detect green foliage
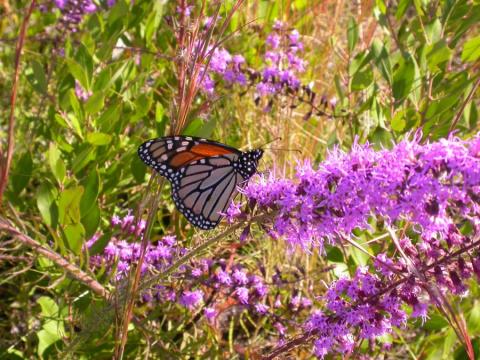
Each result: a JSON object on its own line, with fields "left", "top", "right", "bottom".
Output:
{"left": 1, "top": 0, "right": 479, "bottom": 359}
{"left": 339, "top": 0, "right": 480, "bottom": 143}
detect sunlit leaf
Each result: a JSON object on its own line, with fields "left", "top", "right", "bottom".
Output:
{"left": 461, "top": 35, "right": 480, "bottom": 62}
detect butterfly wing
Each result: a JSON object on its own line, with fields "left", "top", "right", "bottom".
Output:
{"left": 138, "top": 136, "right": 241, "bottom": 179}
{"left": 171, "top": 154, "right": 247, "bottom": 229}
{"left": 138, "top": 136, "right": 246, "bottom": 229}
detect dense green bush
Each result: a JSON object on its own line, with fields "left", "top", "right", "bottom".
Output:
{"left": 1, "top": 0, "right": 479, "bottom": 358}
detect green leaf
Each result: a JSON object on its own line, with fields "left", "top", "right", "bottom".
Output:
{"left": 86, "top": 132, "right": 112, "bottom": 145}
{"left": 81, "top": 203, "right": 100, "bottom": 239}
{"left": 347, "top": 18, "right": 359, "bottom": 53}
{"left": 182, "top": 117, "right": 216, "bottom": 138}
{"left": 348, "top": 50, "right": 371, "bottom": 77}
{"left": 332, "top": 263, "right": 349, "bottom": 278}
{"left": 468, "top": 301, "right": 480, "bottom": 333}
{"left": 54, "top": 113, "right": 69, "bottom": 129}
{"left": 72, "top": 146, "right": 95, "bottom": 174}
{"left": 26, "top": 60, "right": 48, "bottom": 94}
{"left": 391, "top": 110, "right": 406, "bottom": 132}
{"left": 68, "top": 89, "right": 85, "bottom": 130}
{"left": 375, "top": 0, "right": 387, "bottom": 14}
{"left": 93, "top": 66, "right": 112, "bottom": 92}
{"left": 131, "top": 155, "right": 146, "bottom": 183}
{"left": 144, "top": 1, "right": 163, "bottom": 46}
{"left": 64, "top": 223, "right": 85, "bottom": 254}
{"left": 461, "top": 35, "right": 480, "bottom": 63}
{"left": 424, "top": 313, "right": 448, "bottom": 330}
{"left": 351, "top": 67, "right": 373, "bottom": 91}
{"left": 412, "top": 0, "right": 424, "bottom": 15}
{"left": 48, "top": 143, "right": 66, "bottom": 184}
{"left": 468, "top": 102, "right": 478, "bottom": 129}
{"left": 37, "top": 297, "right": 64, "bottom": 356}
{"left": 132, "top": 93, "right": 153, "bottom": 121}
{"left": 350, "top": 247, "right": 370, "bottom": 267}
{"left": 36, "top": 183, "right": 58, "bottom": 228}
{"left": 58, "top": 186, "right": 84, "bottom": 226}
{"left": 424, "top": 18, "right": 442, "bottom": 43}
{"left": 442, "top": 329, "right": 456, "bottom": 358}
{"left": 334, "top": 74, "right": 345, "bottom": 101}
{"left": 371, "top": 39, "right": 392, "bottom": 85}
{"left": 80, "top": 169, "right": 99, "bottom": 215}
{"left": 155, "top": 102, "right": 167, "bottom": 137}
{"left": 426, "top": 39, "right": 452, "bottom": 72}
{"left": 392, "top": 54, "right": 415, "bottom": 104}
{"left": 89, "top": 232, "right": 111, "bottom": 255}
{"left": 98, "top": 103, "right": 122, "bottom": 132}
{"left": 84, "top": 92, "right": 105, "bottom": 114}
{"left": 326, "top": 246, "right": 344, "bottom": 262}
{"left": 38, "top": 296, "right": 60, "bottom": 318}
{"left": 395, "top": 0, "right": 411, "bottom": 19}
{"left": 75, "top": 42, "right": 94, "bottom": 87}
{"left": 370, "top": 126, "right": 392, "bottom": 146}
{"left": 66, "top": 59, "right": 89, "bottom": 90}
{"left": 11, "top": 151, "right": 33, "bottom": 194}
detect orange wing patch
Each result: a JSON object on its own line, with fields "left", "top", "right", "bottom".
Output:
{"left": 170, "top": 152, "right": 203, "bottom": 167}
{"left": 191, "top": 144, "right": 236, "bottom": 157}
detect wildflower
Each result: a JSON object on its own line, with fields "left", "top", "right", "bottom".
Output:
{"left": 235, "top": 287, "right": 249, "bottom": 304}
{"left": 231, "top": 134, "right": 480, "bottom": 251}
{"left": 254, "top": 303, "right": 269, "bottom": 314}
{"left": 75, "top": 81, "right": 91, "bottom": 101}
{"left": 204, "top": 307, "right": 217, "bottom": 323}
{"left": 52, "top": 0, "right": 100, "bottom": 33}
{"left": 232, "top": 269, "right": 249, "bottom": 285}
{"left": 179, "top": 290, "right": 204, "bottom": 310}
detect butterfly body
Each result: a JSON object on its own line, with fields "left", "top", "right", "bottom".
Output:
{"left": 138, "top": 136, "right": 263, "bottom": 229}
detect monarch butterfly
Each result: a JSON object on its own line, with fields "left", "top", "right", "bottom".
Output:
{"left": 138, "top": 136, "right": 263, "bottom": 230}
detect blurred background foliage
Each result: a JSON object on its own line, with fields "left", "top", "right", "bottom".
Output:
{"left": 0, "top": 0, "right": 479, "bottom": 358}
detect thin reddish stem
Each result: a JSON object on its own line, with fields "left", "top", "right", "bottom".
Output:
{"left": 0, "top": 0, "right": 36, "bottom": 205}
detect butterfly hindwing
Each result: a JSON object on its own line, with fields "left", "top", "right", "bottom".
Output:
{"left": 170, "top": 154, "right": 244, "bottom": 229}
{"left": 138, "top": 136, "right": 263, "bottom": 229}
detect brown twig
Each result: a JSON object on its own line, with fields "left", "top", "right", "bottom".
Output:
{"left": 0, "top": 0, "right": 36, "bottom": 205}
{"left": 0, "top": 219, "right": 108, "bottom": 299}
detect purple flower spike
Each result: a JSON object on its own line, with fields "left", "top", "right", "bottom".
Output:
{"left": 180, "top": 290, "right": 204, "bottom": 310}
{"left": 204, "top": 307, "right": 217, "bottom": 323}
{"left": 232, "top": 269, "right": 249, "bottom": 285}
{"left": 235, "top": 287, "right": 249, "bottom": 304}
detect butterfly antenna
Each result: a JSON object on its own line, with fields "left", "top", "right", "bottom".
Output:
{"left": 257, "top": 137, "right": 282, "bottom": 149}
{"left": 264, "top": 147, "right": 302, "bottom": 154}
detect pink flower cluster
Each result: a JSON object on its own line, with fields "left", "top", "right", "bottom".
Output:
{"left": 228, "top": 134, "right": 480, "bottom": 358}
{"left": 233, "top": 134, "right": 480, "bottom": 251}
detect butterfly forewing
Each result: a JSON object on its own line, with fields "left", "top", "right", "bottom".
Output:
{"left": 138, "top": 136, "right": 263, "bottom": 230}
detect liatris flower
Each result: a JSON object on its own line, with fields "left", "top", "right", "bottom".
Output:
{"left": 179, "top": 290, "right": 204, "bottom": 309}
{"left": 89, "top": 212, "right": 308, "bottom": 319}
{"left": 52, "top": 0, "right": 97, "bottom": 33}
{"left": 231, "top": 134, "right": 480, "bottom": 252}
{"left": 303, "top": 267, "right": 409, "bottom": 358}
{"left": 88, "top": 211, "right": 182, "bottom": 280}
{"left": 50, "top": 0, "right": 118, "bottom": 34}
{"left": 199, "top": 47, "right": 247, "bottom": 95}
{"left": 195, "top": 19, "right": 335, "bottom": 119}
{"left": 247, "top": 134, "right": 480, "bottom": 358}
{"left": 256, "top": 20, "right": 305, "bottom": 99}
{"left": 75, "top": 81, "right": 92, "bottom": 101}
